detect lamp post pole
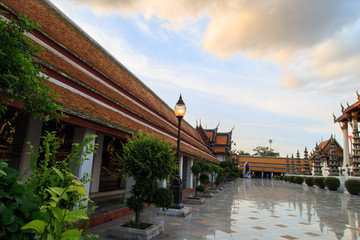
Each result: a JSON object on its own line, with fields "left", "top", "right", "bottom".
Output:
{"left": 172, "top": 95, "right": 186, "bottom": 209}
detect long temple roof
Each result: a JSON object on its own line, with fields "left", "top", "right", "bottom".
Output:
{"left": 1, "top": 0, "right": 219, "bottom": 163}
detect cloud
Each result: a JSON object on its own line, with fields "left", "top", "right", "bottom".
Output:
{"left": 67, "top": 0, "right": 360, "bottom": 57}
{"left": 64, "top": 0, "right": 360, "bottom": 96}
{"left": 281, "top": 26, "right": 360, "bottom": 94}
{"left": 67, "top": 0, "right": 210, "bottom": 30}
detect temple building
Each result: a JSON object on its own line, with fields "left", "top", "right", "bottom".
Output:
{"left": 232, "top": 148, "right": 314, "bottom": 178}
{"left": 0, "top": 0, "right": 220, "bottom": 223}
{"left": 195, "top": 123, "right": 233, "bottom": 162}
{"left": 309, "top": 136, "right": 343, "bottom": 175}
{"left": 334, "top": 92, "right": 360, "bottom": 176}
{"left": 234, "top": 155, "right": 288, "bottom": 178}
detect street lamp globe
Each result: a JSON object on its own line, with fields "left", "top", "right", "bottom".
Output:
{"left": 174, "top": 95, "right": 186, "bottom": 117}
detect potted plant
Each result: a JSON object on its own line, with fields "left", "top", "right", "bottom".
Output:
{"left": 207, "top": 164, "right": 220, "bottom": 193}
{"left": 107, "top": 132, "right": 175, "bottom": 239}
{"left": 182, "top": 163, "right": 205, "bottom": 205}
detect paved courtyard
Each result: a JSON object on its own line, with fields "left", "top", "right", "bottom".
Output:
{"left": 88, "top": 178, "right": 360, "bottom": 239}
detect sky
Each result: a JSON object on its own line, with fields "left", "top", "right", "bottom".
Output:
{"left": 48, "top": 0, "right": 360, "bottom": 157}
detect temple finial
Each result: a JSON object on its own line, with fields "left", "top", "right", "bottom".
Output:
{"left": 357, "top": 90, "right": 360, "bottom": 100}
{"left": 347, "top": 102, "right": 350, "bottom": 107}
{"left": 333, "top": 113, "right": 336, "bottom": 122}
{"left": 341, "top": 103, "right": 344, "bottom": 112}
{"left": 230, "top": 125, "right": 235, "bottom": 132}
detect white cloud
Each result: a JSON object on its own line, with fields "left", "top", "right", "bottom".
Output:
{"left": 63, "top": 0, "right": 360, "bottom": 96}
{"left": 281, "top": 25, "right": 360, "bottom": 94}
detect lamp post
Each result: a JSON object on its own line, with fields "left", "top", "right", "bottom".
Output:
{"left": 172, "top": 94, "right": 186, "bottom": 209}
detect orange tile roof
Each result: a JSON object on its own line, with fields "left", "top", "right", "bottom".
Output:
{"left": 215, "top": 135, "right": 228, "bottom": 145}
{"left": 1, "top": 0, "right": 219, "bottom": 163}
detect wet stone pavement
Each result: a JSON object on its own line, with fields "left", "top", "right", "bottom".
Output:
{"left": 87, "top": 178, "right": 360, "bottom": 239}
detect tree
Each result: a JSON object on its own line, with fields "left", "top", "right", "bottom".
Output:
{"left": 191, "top": 163, "right": 201, "bottom": 197}
{"left": 252, "top": 146, "right": 280, "bottom": 157}
{"left": 238, "top": 150, "right": 250, "bottom": 155}
{"left": 198, "top": 163, "right": 210, "bottom": 192}
{"left": 220, "top": 160, "right": 234, "bottom": 169}
{"left": 0, "top": 11, "right": 64, "bottom": 120}
{"left": 209, "top": 164, "right": 218, "bottom": 189}
{"left": 215, "top": 166, "right": 224, "bottom": 186}
{"left": 121, "top": 132, "right": 176, "bottom": 227}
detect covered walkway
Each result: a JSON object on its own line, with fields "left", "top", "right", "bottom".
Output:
{"left": 88, "top": 178, "right": 360, "bottom": 239}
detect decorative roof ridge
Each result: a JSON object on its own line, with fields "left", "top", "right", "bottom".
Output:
{"left": 334, "top": 91, "right": 360, "bottom": 122}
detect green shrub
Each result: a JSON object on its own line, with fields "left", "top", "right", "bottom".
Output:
{"left": 121, "top": 132, "right": 176, "bottom": 227}
{"left": 196, "top": 185, "right": 205, "bottom": 192}
{"left": 209, "top": 165, "right": 218, "bottom": 189}
{"left": 345, "top": 179, "right": 360, "bottom": 195}
{"left": 215, "top": 173, "right": 223, "bottom": 186}
{"left": 230, "top": 171, "right": 239, "bottom": 179}
{"left": 215, "top": 167, "right": 224, "bottom": 186}
{"left": 220, "top": 160, "right": 233, "bottom": 170}
{"left": 279, "top": 176, "right": 283, "bottom": 180}
{"left": 200, "top": 173, "right": 210, "bottom": 186}
{"left": 294, "top": 176, "right": 304, "bottom": 184}
{"left": 284, "top": 176, "right": 288, "bottom": 182}
{"left": 0, "top": 161, "right": 40, "bottom": 239}
{"left": 27, "top": 132, "right": 96, "bottom": 209}
{"left": 324, "top": 177, "right": 340, "bottom": 191}
{"left": 288, "top": 176, "right": 295, "bottom": 183}
{"left": 22, "top": 132, "right": 98, "bottom": 239}
{"left": 224, "top": 167, "right": 232, "bottom": 174}
{"left": 191, "top": 164, "right": 202, "bottom": 197}
{"left": 305, "top": 177, "right": 314, "bottom": 186}
{"left": 314, "top": 177, "right": 325, "bottom": 189}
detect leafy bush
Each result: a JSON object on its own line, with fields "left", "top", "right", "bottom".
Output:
{"left": 191, "top": 164, "right": 202, "bottom": 197}
{"left": 345, "top": 179, "right": 360, "bottom": 195}
{"left": 220, "top": 160, "right": 233, "bottom": 170}
{"left": 324, "top": 177, "right": 340, "bottom": 191}
{"left": 199, "top": 173, "right": 210, "bottom": 186}
{"left": 288, "top": 176, "right": 295, "bottom": 183}
{"left": 22, "top": 132, "right": 98, "bottom": 239}
{"left": 196, "top": 185, "right": 205, "bottom": 192}
{"left": 0, "top": 161, "right": 40, "bottom": 239}
{"left": 27, "top": 132, "right": 97, "bottom": 209}
{"left": 314, "top": 177, "right": 325, "bottom": 189}
{"left": 279, "top": 176, "right": 283, "bottom": 180}
{"left": 283, "top": 176, "right": 288, "bottom": 182}
{"left": 121, "top": 132, "right": 176, "bottom": 227}
{"left": 224, "top": 167, "right": 232, "bottom": 174}
{"left": 215, "top": 167, "right": 224, "bottom": 186}
{"left": 22, "top": 169, "right": 95, "bottom": 239}
{"left": 294, "top": 176, "right": 304, "bottom": 184}
{"left": 305, "top": 177, "right": 314, "bottom": 186}
{"left": 209, "top": 165, "right": 218, "bottom": 189}
{"left": 230, "top": 170, "right": 239, "bottom": 179}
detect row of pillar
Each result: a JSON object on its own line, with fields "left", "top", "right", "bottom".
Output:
{"left": 12, "top": 116, "right": 196, "bottom": 202}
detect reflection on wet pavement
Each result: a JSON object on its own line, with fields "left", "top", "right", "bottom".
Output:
{"left": 89, "top": 178, "right": 360, "bottom": 240}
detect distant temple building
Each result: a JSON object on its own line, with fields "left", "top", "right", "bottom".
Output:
{"left": 309, "top": 136, "right": 343, "bottom": 172}
{"left": 196, "top": 123, "right": 233, "bottom": 162}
